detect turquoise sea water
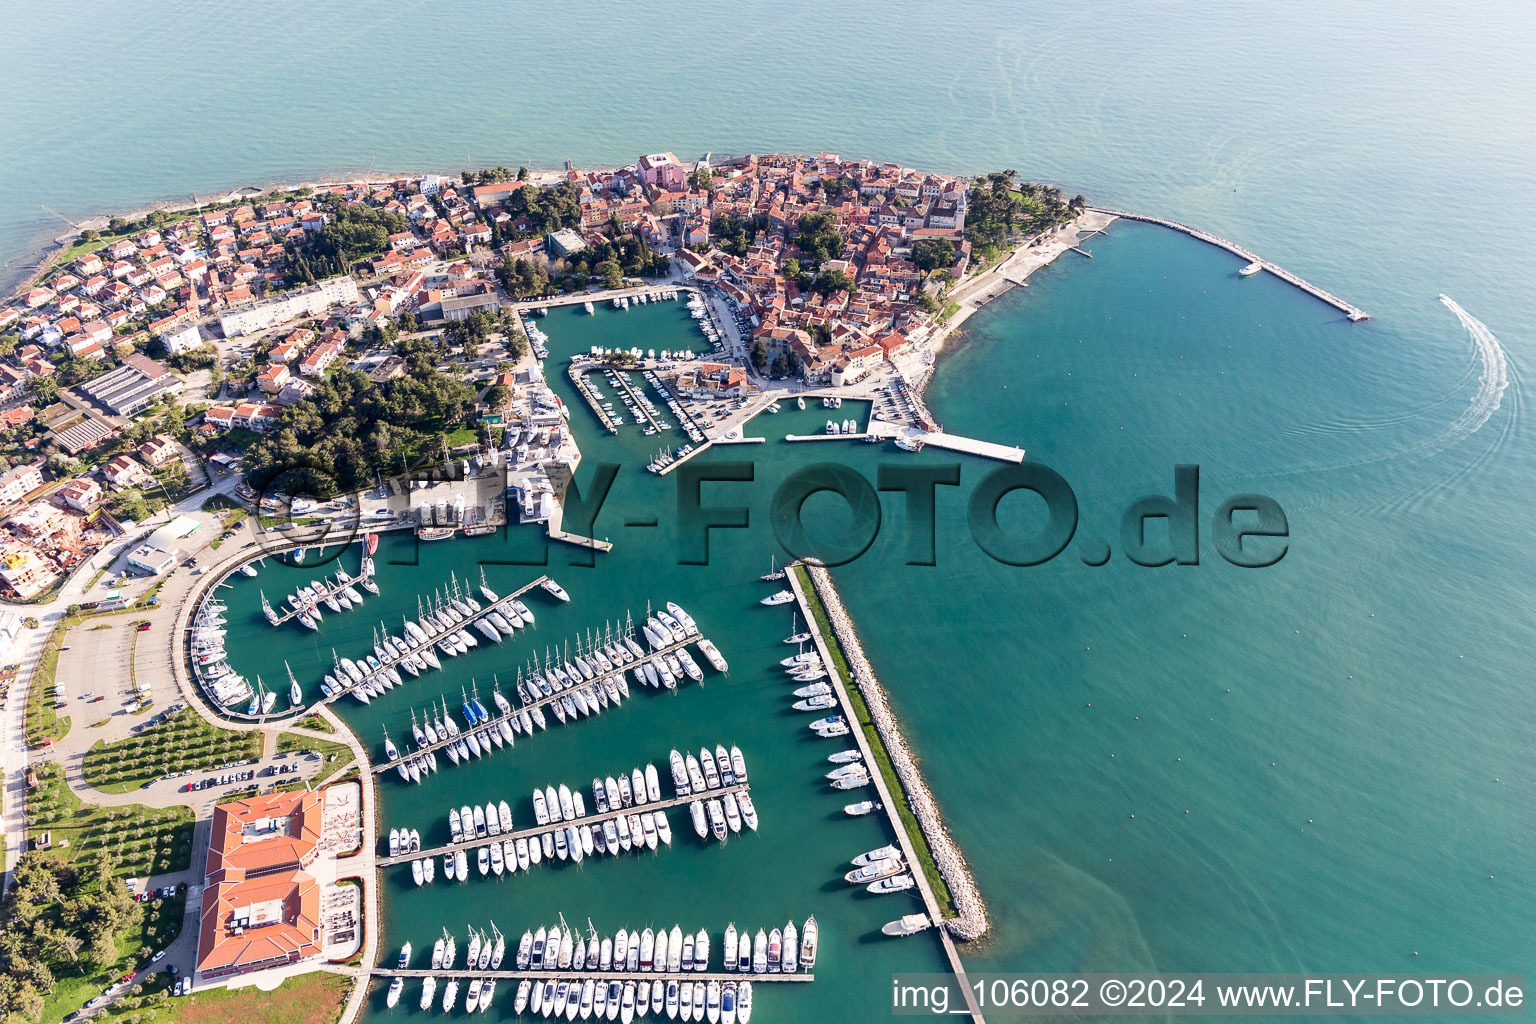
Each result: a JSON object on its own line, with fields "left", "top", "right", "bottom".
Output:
{"left": 9, "top": 0, "right": 1535, "bottom": 1015}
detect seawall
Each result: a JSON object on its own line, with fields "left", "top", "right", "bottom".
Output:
{"left": 798, "top": 564, "right": 989, "bottom": 941}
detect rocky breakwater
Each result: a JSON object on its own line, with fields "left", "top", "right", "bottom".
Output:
{"left": 804, "top": 564, "right": 989, "bottom": 940}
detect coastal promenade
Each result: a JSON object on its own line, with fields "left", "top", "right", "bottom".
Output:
{"left": 1087, "top": 206, "right": 1372, "bottom": 320}
{"left": 785, "top": 568, "right": 986, "bottom": 1024}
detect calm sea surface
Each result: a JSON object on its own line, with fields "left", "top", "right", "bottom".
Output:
{"left": 9, "top": 0, "right": 1535, "bottom": 1016}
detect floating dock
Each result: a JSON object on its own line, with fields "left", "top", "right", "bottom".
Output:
{"left": 1089, "top": 207, "right": 1371, "bottom": 321}
{"left": 377, "top": 782, "right": 752, "bottom": 867}
{"left": 263, "top": 567, "right": 377, "bottom": 628}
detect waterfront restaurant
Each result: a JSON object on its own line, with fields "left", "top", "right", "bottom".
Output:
{"left": 195, "top": 791, "right": 323, "bottom": 980}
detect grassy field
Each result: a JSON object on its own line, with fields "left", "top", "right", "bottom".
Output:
{"left": 24, "top": 619, "right": 71, "bottom": 747}
{"left": 793, "top": 566, "right": 958, "bottom": 917}
{"left": 35, "top": 878, "right": 188, "bottom": 1024}
{"left": 277, "top": 732, "right": 355, "bottom": 784}
{"left": 93, "top": 969, "right": 353, "bottom": 1024}
{"left": 24, "top": 761, "right": 195, "bottom": 878}
{"left": 83, "top": 709, "right": 261, "bottom": 792}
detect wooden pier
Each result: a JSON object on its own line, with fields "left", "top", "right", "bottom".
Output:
{"left": 371, "top": 629, "right": 720, "bottom": 774}
{"left": 378, "top": 782, "right": 751, "bottom": 867}
{"left": 1089, "top": 207, "right": 1371, "bottom": 321}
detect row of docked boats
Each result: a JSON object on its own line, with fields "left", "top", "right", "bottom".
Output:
{"left": 822, "top": 748, "right": 881, "bottom": 816}
{"left": 260, "top": 554, "right": 379, "bottom": 632}
{"left": 452, "top": 974, "right": 752, "bottom": 1022}
{"left": 668, "top": 746, "right": 758, "bottom": 842}
{"left": 642, "top": 368, "right": 706, "bottom": 445}
{"left": 823, "top": 418, "right": 860, "bottom": 435}
{"left": 844, "top": 844, "right": 916, "bottom": 895}
{"left": 389, "top": 681, "right": 528, "bottom": 785}
{"left": 514, "top": 604, "right": 726, "bottom": 716}
{"left": 192, "top": 598, "right": 257, "bottom": 711}
{"left": 323, "top": 571, "right": 545, "bottom": 707}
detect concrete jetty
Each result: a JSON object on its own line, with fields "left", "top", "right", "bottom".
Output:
{"left": 787, "top": 567, "right": 986, "bottom": 1023}
{"left": 654, "top": 442, "right": 712, "bottom": 477}
{"left": 863, "top": 420, "right": 1025, "bottom": 463}
{"left": 568, "top": 364, "right": 619, "bottom": 433}
{"left": 1090, "top": 206, "right": 1371, "bottom": 321}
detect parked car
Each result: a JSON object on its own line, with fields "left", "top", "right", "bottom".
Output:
{"left": 136, "top": 622, "right": 151, "bottom": 632}
{"left": 151, "top": 950, "right": 166, "bottom": 963}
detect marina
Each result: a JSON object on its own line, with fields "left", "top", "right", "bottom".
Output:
{"left": 196, "top": 309, "right": 987, "bottom": 1022}
{"left": 311, "top": 574, "right": 559, "bottom": 709}
{"left": 370, "top": 608, "right": 728, "bottom": 776}
{"left": 260, "top": 548, "right": 381, "bottom": 629}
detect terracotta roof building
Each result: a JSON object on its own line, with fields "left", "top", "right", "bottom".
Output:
{"left": 196, "top": 791, "right": 324, "bottom": 980}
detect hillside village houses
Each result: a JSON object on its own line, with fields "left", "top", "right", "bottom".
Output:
{"left": 0, "top": 151, "right": 1002, "bottom": 595}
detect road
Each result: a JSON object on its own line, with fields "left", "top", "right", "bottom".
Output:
{"left": 1, "top": 463, "right": 250, "bottom": 894}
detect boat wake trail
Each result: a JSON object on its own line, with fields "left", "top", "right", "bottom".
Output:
{"left": 1435, "top": 294, "right": 1509, "bottom": 441}
{"left": 1262, "top": 295, "right": 1515, "bottom": 488}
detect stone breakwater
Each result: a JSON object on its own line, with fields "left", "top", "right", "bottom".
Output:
{"left": 804, "top": 564, "right": 989, "bottom": 940}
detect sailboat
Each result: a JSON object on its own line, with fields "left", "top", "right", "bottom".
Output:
{"left": 761, "top": 555, "right": 785, "bottom": 582}
{"left": 285, "top": 661, "right": 302, "bottom": 708}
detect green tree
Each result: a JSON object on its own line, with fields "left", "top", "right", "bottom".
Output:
{"left": 912, "top": 237, "right": 957, "bottom": 274}
{"left": 25, "top": 376, "right": 57, "bottom": 406}
{"left": 599, "top": 261, "right": 624, "bottom": 290}
{"left": 811, "top": 269, "right": 855, "bottom": 297}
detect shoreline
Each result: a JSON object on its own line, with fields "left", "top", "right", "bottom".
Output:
{"left": 905, "top": 208, "right": 1119, "bottom": 406}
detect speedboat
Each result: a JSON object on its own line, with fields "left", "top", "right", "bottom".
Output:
{"left": 800, "top": 916, "right": 817, "bottom": 969}
{"left": 760, "top": 590, "right": 794, "bottom": 606}
{"left": 844, "top": 800, "right": 878, "bottom": 816}
{"left": 1239, "top": 260, "right": 1263, "bottom": 277}
{"left": 869, "top": 873, "right": 916, "bottom": 894}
